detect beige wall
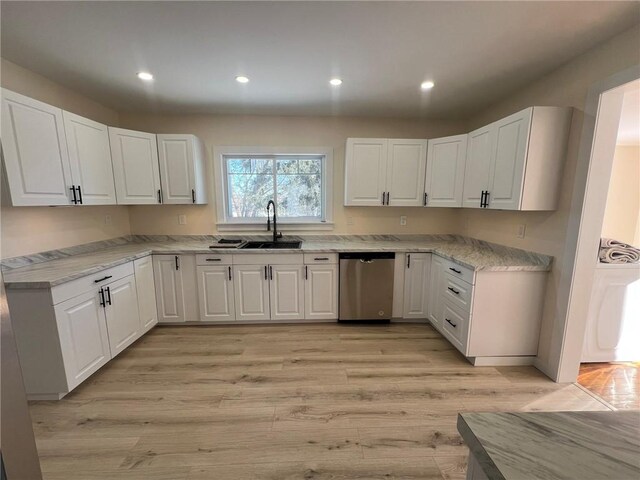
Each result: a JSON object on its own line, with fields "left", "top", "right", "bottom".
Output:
{"left": 1, "top": 58, "right": 131, "bottom": 259}
{"left": 459, "top": 25, "right": 640, "bottom": 376}
{"left": 119, "top": 113, "right": 465, "bottom": 236}
{"left": 601, "top": 145, "right": 640, "bottom": 247}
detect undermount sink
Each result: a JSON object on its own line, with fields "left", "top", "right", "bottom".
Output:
{"left": 239, "top": 241, "right": 302, "bottom": 249}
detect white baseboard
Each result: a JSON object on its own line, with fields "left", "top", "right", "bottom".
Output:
{"left": 469, "top": 356, "right": 536, "bottom": 366}
{"left": 27, "top": 392, "right": 67, "bottom": 401}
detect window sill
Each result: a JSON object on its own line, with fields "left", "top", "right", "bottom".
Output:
{"left": 217, "top": 222, "right": 335, "bottom": 232}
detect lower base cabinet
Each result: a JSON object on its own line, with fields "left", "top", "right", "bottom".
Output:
{"left": 197, "top": 265, "right": 235, "bottom": 322}
{"left": 135, "top": 256, "right": 158, "bottom": 333}
{"left": 8, "top": 260, "right": 152, "bottom": 399}
{"left": 403, "top": 253, "right": 431, "bottom": 319}
{"left": 233, "top": 264, "right": 271, "bottom": 321}
{"left": 305, "top": 264, "right": 338, "bottom": 320}
{"left": 153, "top": 254, "right": 198, "bottom": 323}
{"left": 270, "top": 264, "right": 305, "bottom": 321}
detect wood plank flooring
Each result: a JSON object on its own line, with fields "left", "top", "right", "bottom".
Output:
{"left": 30, "top": 323, "right": 614, "bottom": 480}
{"left": 579, "top": 362, "right": 640, "bottom": 410}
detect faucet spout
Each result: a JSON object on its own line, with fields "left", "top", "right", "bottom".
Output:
{"left": 266, "top": 200, "right": 281, "bottom": 242}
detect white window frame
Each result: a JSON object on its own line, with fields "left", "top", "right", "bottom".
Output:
{"left": 213, "top": 146, "right": 334, "bottom": 231}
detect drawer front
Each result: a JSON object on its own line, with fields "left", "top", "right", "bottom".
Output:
{"left": 440, "top": 299, "right": 470, "bottom": 354}
{"left": 440, "top": 257, "right": 475, "bottom": 285}
{"left": 303, "top": 253, "right": 338, "bottom": 265}
{"left": 232, "top": 253, "right": 303, "bottom": 265}
{"left": 196, "top": 254, "right": 233, "bottom": 266}
{"left": 443, "top": 273, "right": 473, "bottom": 312}
{"left": 51, "top": 261, "right": 135, "bottom": 305}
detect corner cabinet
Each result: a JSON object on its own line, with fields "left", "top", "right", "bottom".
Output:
{"left": 1, "top": 89, "right": 73, "bottom": 206}
{"left": 157, "top": 134, "right": 207, "bottom": 204}
{"left": 152, "top": 254, "right": 198, "bottom": 323}
{"left": 462, "top": 107, "right": 572, "bottom": 211}
{"left": 109, "top": 127, "right": 162, "bottom": 205}
{"left": 134, "top": 256, "right": 158, "bottom": 333}
{"left": 344, "top": 138, "right": 427, "bottom": 206}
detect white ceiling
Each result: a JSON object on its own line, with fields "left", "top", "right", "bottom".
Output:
{"left": 617, "top": 85, "right": 640, "bottom": 145}
{"left": 1, "top": 1, "right": 639, "bottom": 119}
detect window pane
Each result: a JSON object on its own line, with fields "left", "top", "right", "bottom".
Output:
{"left": 277, "top": 173, "right": 322, "bottom": 218}
{"left": 226, "top": 158, "right": 274, "bottom": 218}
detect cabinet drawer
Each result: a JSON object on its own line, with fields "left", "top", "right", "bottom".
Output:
{"left": 51, "top": 261, "right": 134, "bottom": 305}
{"left": 443, "top": 273, "right": 473, "bottom": 312}
{"left": 440, "top": 300, "right": 470, "bottom": 355}
{"left": 196, "top": 254, "right": 233, "bottom": 266}
{"left": 440, "top": 257, "right": 474, "bottom": 285}
{"left": 304, "top": 253, "right": 338, "bottom": 265}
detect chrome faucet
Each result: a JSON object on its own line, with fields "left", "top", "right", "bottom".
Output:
{"left": 266, "top": 200, "right": 282, "bottom": 242}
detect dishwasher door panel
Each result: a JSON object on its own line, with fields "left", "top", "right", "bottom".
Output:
{"left": 339, "top": 258, "right": 394, "bottom": 320}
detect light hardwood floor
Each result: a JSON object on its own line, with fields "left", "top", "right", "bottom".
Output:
{"left": 30, "top": 323, "right": 613, "bottom": 480}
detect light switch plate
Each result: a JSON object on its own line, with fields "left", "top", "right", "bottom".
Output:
{"left": 347, "top": 216, "right": 354, "bottom": 226}
{"left": 516, "top": 224, "right": 526, "bottom": 238}
{"left": 400, "top": 216, "right": 407, "bottom": 226}
{"left": 178, "top": 214, "right": 187, "bottom": 225}
{"left": 104, "top": 215, "right": 112, "bottom": 225}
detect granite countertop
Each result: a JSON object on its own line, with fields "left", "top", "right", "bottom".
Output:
{"left": 458, "top": 411, "right": 640, "bottom": 480}
{"left": 2, "top": 236, "right": 553, "bottom": 288}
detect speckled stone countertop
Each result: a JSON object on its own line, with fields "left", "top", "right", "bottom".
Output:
{"left": 458, "top": 411, "right": 640, "bottom": 480}
{"left": 3, "top": 235, "right": 553, "bottom": 288}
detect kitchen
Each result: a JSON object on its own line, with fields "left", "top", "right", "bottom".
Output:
{"left": 1, "top": 2, "right": 639, "bottom": 479}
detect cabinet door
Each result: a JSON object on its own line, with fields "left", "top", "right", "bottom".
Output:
{"left": 157, "top": 134, "right": 196, "bottom": 204}
{"left": 487, "top": 108, "right": 531, "bottom": 210}
{"left": 233, "top": 265, "right": 270, "bottom": 321}
{"left": 344, "top": 138, "right": 388, "bottom": 206}
{"left": 402, "top": 253, "right": 431, "bottom": 319}
{"left": 1, "top": 89, "right": 73, "bottom": 206}
{"left": 109, "top": 127, "right": 161, "bottom": 204}
{"left": 54, "top": 290, "right": 111, "bottom": 390}
{"left": 152, "top": 255, "right": 186, "bottom": 323}
{"left": 63, "top": 111, "right": 117, "bottom": 205}
{"left": 104, "top": 275, "right": 141, "bottom": 357}
{"left": 425, "top": 135, "right": 467, "bottom": 207}
{"left": 197, "top": 265, "right": 235, "bottom": 322}
{"left": 134, "top": 256, "right": 158, "bottom": 333}
{"left": 462, "top": 125, "right": 495, "bottom": 209}
{"left": 428, "top": 255, "right": 445, "bottom": 330}
{"left": 270, "top": 265, "right": 305, "bottom": 321}
{"left": 386, "top": 139, "right": 427, "bottom": 206}
{"left": 304, "top": 264, "right": 338, "bottom": 320}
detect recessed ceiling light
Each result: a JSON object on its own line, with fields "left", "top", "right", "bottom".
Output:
{"left": 236, "top": 76, "right": 250, "bottom": 84}
{"left": 137, "top": 72, "right": 154, "bottom": 81}
{"left": 329, "top": 78, "right": 343, "bottom": 86}
{"left": 421, "top": 81, "right": 435, "bottom": 90}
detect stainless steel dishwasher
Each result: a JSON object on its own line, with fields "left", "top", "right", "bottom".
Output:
{"left": 339, "top": 252, "right": 395, "bottom": 321}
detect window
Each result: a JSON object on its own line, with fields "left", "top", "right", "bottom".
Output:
{"left": 214, "top": 147, "right": 333, "bottom": 229}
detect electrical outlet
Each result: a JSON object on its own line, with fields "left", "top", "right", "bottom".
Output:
{"left": 347, "top": 216, "right": 354, "bottom": 226}
{"left": 104, "top": 215, "right": 112, "bottom": 225}
{"left": 516, "top": 224, "right": 526, "bottom": 238}
{"left": 178, "top": 214, "right": 187, "bottom": 225}
{"left": 400, "top": 215, "right": 407, "bottom": 226}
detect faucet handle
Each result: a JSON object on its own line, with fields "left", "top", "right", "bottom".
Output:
{"left": 276, "top": 232, "right": 283, "bottom": 239}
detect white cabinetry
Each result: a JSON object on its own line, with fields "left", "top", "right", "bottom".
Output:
{"left": 109, "top": 127, "right": 161, "bottom": 204}
{"left": 1, "top": 89, "right": 73, "bottom": 206}
{"left": 304, "top": 261, "right": 339, "bottom": 320}
{"left": 428, "top": 255, "right": 446, "bottom": 330}
{"left": 462, "top": 107, "right": 572, "bottom": 211}
{"left": 344, "top": 138, "right": 427, "bottom": 206}
{"left": 233, "top": 264, "right": 271, "bottom": 321}
{"left": 54, "top": 290, "right": 111, "bottom": 390}
{"left": 63, "top": 111, "right": 117, "bottom": 205}
{"left": 402, "top": 253, "right": 431, "bottom": 319}
{"left": 102, "top": 275, "right": 141, "bottom": 357}
{"left": 270, "top": 265, "right": 305, "bottom": 320}
{"left": 197, "top": 264, "right": 235, "bottom": 322}
{"left": 157, "top": 134, "right": 207, "bottom": 204}
{"left": 152, "top": 254, "right": 198, "bottom": 323}
{"left": 424, "top": 135, "right": 467, "bottom": 207}
{"left": 7, "top": 260, "right": 150, "bottom": 399}
{"left": 134, "top": 256, "right": 158, "bottom": 333}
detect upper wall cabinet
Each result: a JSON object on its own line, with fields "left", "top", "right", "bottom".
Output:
{"left": 462, "top": 107, "right": 572, "bottom": 211}
{"left": 157, "top": 134, "right": 207, "bottom": 204}
{"left": 109, "top": 127, "right": 162, "bottom": 205}
{"left": 424, "top": 134, "right": 468, "bottom": 207}
{"left": 1, "top": 89, "right": 73, "bottom": 206}
{"left": 63, "top": 112, "right": 117, "bottom": 205}
{"left": 344, "top": 138, "right": 427, "bottom": 206}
